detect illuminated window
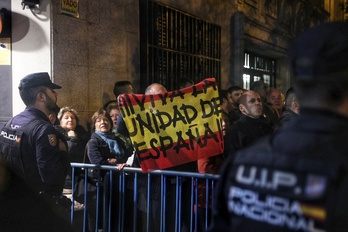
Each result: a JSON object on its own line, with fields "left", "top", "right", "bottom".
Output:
{"left": 243, "top": 52, "right": 276, "bottom": 89}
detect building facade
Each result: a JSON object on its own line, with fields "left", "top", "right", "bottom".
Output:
{"left": 0, "top": 0, "right": 344, "bottom": 128}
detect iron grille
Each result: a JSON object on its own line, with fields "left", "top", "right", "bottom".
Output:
{"left": 140, "top": 1, "right": 221, "bottom": 91}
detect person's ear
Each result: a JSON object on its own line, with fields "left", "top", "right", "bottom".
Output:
{"left": 239, "top": 104, "right": 245, "bottom": 113}
{"left": 292, "top": 100, "right": 299, "bottom": 109}
{"left": 291, "top": 100, "right": 300, "bottom": 114}
{"left": 37, "top": 92, "right": 45, "bottom": 102}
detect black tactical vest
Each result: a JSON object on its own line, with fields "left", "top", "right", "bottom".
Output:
{"left": 0, "top": 119, "right": 42, "bottom": 181}
{"left": 226, "top": 136, "right": 348, "bottom": 232}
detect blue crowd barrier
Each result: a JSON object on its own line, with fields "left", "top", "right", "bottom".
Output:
{"left": 69, "top": 163, "right": 220, "bottom": 232}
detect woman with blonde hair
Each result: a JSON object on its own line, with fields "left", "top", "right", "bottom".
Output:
{"left": 58, "top": 106, "right": 90, "bottom": 164}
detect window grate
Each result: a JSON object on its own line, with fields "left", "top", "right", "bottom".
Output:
{"left": 140, "top": 1, "right": 221, "bottom": 91}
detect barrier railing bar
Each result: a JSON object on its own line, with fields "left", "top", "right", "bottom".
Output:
{"left": 133, "top": 172, "right": 138, "bottom": 232}
{"left": 71, "top": 163, "right": 220, "bottom": 180}
{"left": 69, "top": 163, "right": 220, "bottom": 232}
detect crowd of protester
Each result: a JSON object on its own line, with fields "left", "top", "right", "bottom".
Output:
{"left": 0, "top": 72, "right": 292, "bottom": 232}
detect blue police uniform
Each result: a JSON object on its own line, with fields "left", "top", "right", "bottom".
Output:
{"left": 0, "top": 72, "right": 75, "bottom": 230}
{"left": 209, "top": 109, "right": 348, "bottom": 232}
{"left": 2, "top": 107, "right": 69, "bottom": 195}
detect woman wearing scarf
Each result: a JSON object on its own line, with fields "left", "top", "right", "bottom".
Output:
{"left": 88, "top": 109, "right": 131, "bottom": 169}
{"left": 86, "top": 109, "right": 133, "bottom": 232}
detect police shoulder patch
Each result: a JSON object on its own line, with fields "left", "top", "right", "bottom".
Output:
{"left": 48, "top": 134, "right": 57, "bottom": 146}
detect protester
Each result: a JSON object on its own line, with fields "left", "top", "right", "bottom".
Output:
{"left": 86, "top": 109, "right": 132, "bottom": 231}
{"left": 227, "top": 85, "right": 244, "bottom": 107}
{"left": 223, "top": 90, "right": 273, "bottom": 160}
{"left": 115, "top": 81, "right": 135, "bottom": 138}
{"left": 57, "top": 106, "right": 90, "bottom": 208}
{"left": 227, "top": 85, "right": 243, "bottom": 123}
{"left": 209, "top": 21, "right": 348, "bottom": 232}
{"left": 58, "top": 106, "right": 90, "bottom": 164}
{"left": 277, "top": 87, "right": 300, "bottom": 129}
{"left": 219, "top": 89, "right": 234, "bottom": 129}
{"left": 195, "top": 88, "right": 232, "bottom": 231}
{"left": 251, "top": 80, "right": 279, "bottom": 128}
{"left": 267, "top": 87, "right": 284, "bottom": 117}
{"left": 135, "top": 83, "right": 168, "bottom": 232}
{"left": 197, "top": 147, "right": 224, "bottom": 232}
{"left": 178, "top": 77, "right": 194, "bottom": 89}
{"left": 113, "top": 80, "right": 134, "bottom": 99}
{"left": 118, "top": 79, "right": 223, "bottom": 231}
{"left": 103, "top": 100, "right": 120, "bottom": 131}
{"left": 88, "top": 109, "right": 132, "bottom": 168}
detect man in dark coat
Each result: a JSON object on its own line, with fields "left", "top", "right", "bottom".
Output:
{"left": 209, "top": 21, "right": 348, "bottom": 232}
{"left": 227, "top": 85, "right": 244, "bottom": 123}
{"left": 223, "top": 90, "right": 273, "bottom": 160}
{"left": 251, "top": 80, "right": 279, "bottom": 128}
{"left": 277, "top": 87, "right": 300, "bottom": 129}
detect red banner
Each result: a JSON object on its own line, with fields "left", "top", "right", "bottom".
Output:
{"left": 118, "top": 78, "right": 224, "bottom": 172}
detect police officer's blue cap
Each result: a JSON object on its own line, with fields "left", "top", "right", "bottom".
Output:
{"left": 18, "top": 72, "right": 62, "bottom": 90}
{"left": 288, "top": 21, "right": 348, "bottom": 82}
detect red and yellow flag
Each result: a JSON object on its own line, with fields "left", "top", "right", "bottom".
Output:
{"left": 118, "top": 78, "right": 224, "bottom": 172}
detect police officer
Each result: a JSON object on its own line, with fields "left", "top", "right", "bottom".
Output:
{"left": 208, "top": 22, "right": 348, "bottom": 232}
{"left": 0, "top": 72, "right": 72, "bottom": 228}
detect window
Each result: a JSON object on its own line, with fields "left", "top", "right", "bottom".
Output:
{"left": 243, "top": 52, "right": 276, "bottom": 89}
{"left": 140, "top": 1, "right": 221, "bottom": 91}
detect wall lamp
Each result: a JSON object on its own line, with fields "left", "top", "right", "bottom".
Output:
{"left": 0, "top": 8, "right": 10, "bottom": 38}
{"left": 21, "top": 0, "right": 40, "bottom": 10}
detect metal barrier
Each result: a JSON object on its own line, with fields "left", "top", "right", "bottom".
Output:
{"left": 70, "top": 163, "right": 220, "bottom": 232}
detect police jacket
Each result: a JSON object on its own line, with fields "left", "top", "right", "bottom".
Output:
{"left": 0, "top": 107, "right": 69, "bottom": 195}
{"left": 209, "top": 108, "right": 348, "bottom": 232}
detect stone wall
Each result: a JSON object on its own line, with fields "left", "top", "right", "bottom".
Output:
{"left": 50, "top": 0, "right": 329, "bottom": 128}
{"left": 51, "top": 0, "right": 140, "bottom": 128}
